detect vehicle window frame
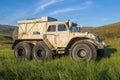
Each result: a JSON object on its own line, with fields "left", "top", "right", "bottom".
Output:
{"left": 58, "top": 24, "right": 67, "bottom": 31}
{"left": 47, "top": 25, "right": 56, "bottom": 32}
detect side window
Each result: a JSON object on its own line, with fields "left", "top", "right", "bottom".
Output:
{"left": 58, "top": 24, "right": 67, "bottom": 31}
{"left": 47, "top": 25, "right": 56, "bottom": 32}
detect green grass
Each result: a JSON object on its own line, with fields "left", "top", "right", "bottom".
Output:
{"left": 0, "top": 43, "right": 120, "bottom": 80}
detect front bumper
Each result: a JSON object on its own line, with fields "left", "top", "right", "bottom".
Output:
{"left": 97, "top": 41, "right": 106, "bottom": 49}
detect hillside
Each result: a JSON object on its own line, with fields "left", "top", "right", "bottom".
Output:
{"left": 86, "top": 22, "right": 120, "bottom": 40}
{"left": 84, "top": 22, "right": 120, "bottom": 49}
{"left": 0, "top": 25, "right": 16, "bottom": 44}
{"left": 82, "top": 27, "right": 93, "bottom": 32}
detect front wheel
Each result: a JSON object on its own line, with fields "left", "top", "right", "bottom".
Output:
{"left": 70, "top": 41, "right": 97, "bottom": 61}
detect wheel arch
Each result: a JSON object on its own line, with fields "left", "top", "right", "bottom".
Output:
{"left": 12, "top": 40, "right": 21, "bottom": 50}
{"left": 66, "top": 37, "right": 98, "bottom": 51}
{"left": 12, "top": 39, "right": 43, "bottom": 49}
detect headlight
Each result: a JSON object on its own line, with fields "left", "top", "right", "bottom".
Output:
{"left": 91, "top": 35, "right": 98, "bottom": 41}
{"left": 91, "top": 35, "right": 96, "bottom": 39}
{"left": 102, "top": 41, "right": 106, "bottom": 46}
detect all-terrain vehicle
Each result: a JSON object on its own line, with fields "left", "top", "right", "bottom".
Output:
{"left": 12, "top": 16, "right": 105, "bottom": 61}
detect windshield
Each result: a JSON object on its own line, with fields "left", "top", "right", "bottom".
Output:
{"left": 69, "top": 26, "right": 79, "bottom": 32}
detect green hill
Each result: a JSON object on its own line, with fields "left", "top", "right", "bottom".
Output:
{"left": 84, "top": 22, "right": 120, "bottom": 49}
{"left": 87, "top": 22, "right": 120, "bottom": 40}
{"left": 0, "top": 25, "right": 16, "bottom": 35}
{"left": 0, "top": 25, "right": 16, "bottom": 44}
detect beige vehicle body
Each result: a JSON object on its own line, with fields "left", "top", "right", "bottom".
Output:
{"left": 12, "top": 17, "right": 105, "bottom": 61}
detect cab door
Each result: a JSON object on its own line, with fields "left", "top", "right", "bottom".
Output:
{"left": 57, "top": 24, "right": 69, "bottom": 47}
{"left": 47, "top": 24, "right": 57, "bottom": 48}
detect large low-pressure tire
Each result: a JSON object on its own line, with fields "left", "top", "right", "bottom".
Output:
{"left": 85, "top": 41, "right": 97, "bottom": 60}
{"left": 14, "top": 42, "right": 32, "bottom": 59}
{"left": 70, "top": 41, "right": 97, "bottom": 61}
{"left": 32, "top": 42, "right": 53, "bottom": 61}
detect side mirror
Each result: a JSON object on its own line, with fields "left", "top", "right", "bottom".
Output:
{"left": 67, "top": 20, "right": 72, "bottom": 27}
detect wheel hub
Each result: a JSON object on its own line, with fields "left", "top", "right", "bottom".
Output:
{"left": 78, "top": 49, "right": 87, "bottom": 58}
{"left": 37, "top": 49, "right": 45, "bottom": 58}
{"left": 18, "top": 48, "right": 25, "bottom": 56}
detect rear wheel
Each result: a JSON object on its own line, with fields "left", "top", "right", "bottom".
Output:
{"left": 14, "top": 42, "right": 32, "bottom": 59}
{"left": 32, "top": 42, "right": 53, "bottom": 60}
{"left": 70, "top": 41, "right": 97, "bottom": 61}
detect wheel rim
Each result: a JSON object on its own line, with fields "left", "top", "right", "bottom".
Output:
{"left": 71, "top": 43, "right": 93, "bottom": 61}
{"left": 17, "top": 47, "right": 25, "bottom": 57}
{"left": 36, "top": 48, "right": 46, "bottom": 59}
{"left": 77, "top": 49, "right": 87, "bottom": 58}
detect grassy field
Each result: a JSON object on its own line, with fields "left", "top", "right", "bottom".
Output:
{"left": 0, "top": 22, "right": 120, "bottom": 80}
{"left": 0, "top": 42, "right": 120, "bottom": 80}
{"left": 0, "top": 40, "right": 120, "bottom": 80}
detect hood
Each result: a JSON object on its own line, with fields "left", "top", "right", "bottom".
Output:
{"left": 71, "top": 32, "right": 94, "bottom": 38}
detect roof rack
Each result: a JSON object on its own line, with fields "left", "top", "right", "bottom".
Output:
{"left": 18, "top": 16, "right": 57, "bottom": 24}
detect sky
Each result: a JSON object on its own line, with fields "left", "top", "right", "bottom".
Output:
{"left": 0, "top": 0, "right": 120, "bottom": 27}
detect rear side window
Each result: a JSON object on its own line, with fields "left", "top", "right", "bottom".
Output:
{"left": 58, "top": 24, "right": 67, "bottom": 31}
{"left": 47, "top": 25, "right": 56, "bottom": 32}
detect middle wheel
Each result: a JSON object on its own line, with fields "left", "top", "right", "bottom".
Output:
{"left": 32, "top": 42, "right": 53, "bottom": 60}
